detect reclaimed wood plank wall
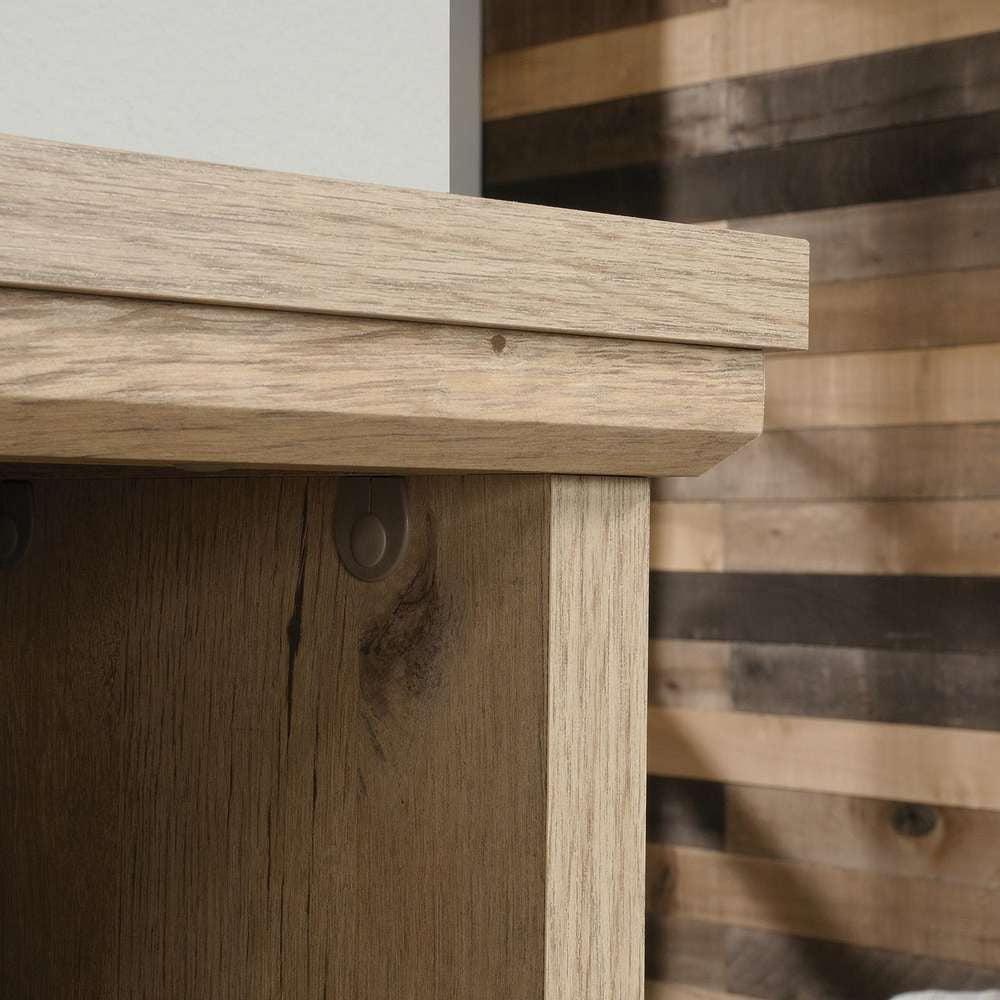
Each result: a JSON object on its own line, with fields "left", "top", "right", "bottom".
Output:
{"left": 483, "top": 1, "right": 1000, "bottom": 996}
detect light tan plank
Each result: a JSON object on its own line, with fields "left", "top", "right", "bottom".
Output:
{"left": 646, "top": 984, "right": 755, "bottom": 1000}
{"left": 648, "top": 844, "right": 1000, "bottom": 967}
{"left": 651, "top": 502, "right": 724, "bottom": 572}
{"left": 0, "top": 288, "right": 763, "bottom": 476}
{"left": 546, "top": 477, "right": 648, "bottom": 999}
{"left": 732, "top": 189, "right": 1000, "bottom": 284}
{"left": 0, "top": 132, "right": 808, "bottom": 351}
{"left": 651, "top": 499, "right": 1000, "bottom": 575}
{"left": 648, "top": 708, "right": 1000, "bottom": 809}
{"left": 765, "top": 344, "right": 1000, "bottom": 430}
{"left": 727, "top": 785, "right": 1000, "bottom": 886}
{"left": 649, "top": 639, "right": 732, "bottom": 711}
{"left": 483, "top": 9, "right": 727, "bottom": 120}
{"left": 809, "top": 268, "right": 1000, "bottom": 353}
{"left": 731, "top": 0, "right": 1000, "bottom": 78}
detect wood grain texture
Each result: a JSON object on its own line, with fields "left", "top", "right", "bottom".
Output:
{"left": 0, "top": 473, "right": 647, "bottom": 998}
{"left": 648, "top": 708, "right": 1000, "bottom": 809}
{"left": 484, "top": 82, "right": 730, "bottom": 185}
{"left": 654, "top": 425, "right": 1000, "bottom": 502}
{"left": 651, "top": 572, "right": 1000, "bottom": 653}
{"left": 484, "top": 0, "right": 728, "bottom": 54}
{"left": 545, "top": 476, "right": 648, "bottom": 1000}
{"left": 649, "top": 639, "right": 732, "bottom": 711}
{"left": 486, "top": 31, "right": 1000, "bottom": 187}
{"left": 729, "top": 30, "right": 1000, "bottom": 149}
{"left": 651, "top": 499, "right": 1000, "bottom": 575}
{"left": 0, "top": 132, "right": 809, "bottom": 351}
{"left": 0, "top": 287, "right": 764, "bottom": 476}
{"left": 726, "top": 786, "right": 1000, "bottom": 885}
{"left": 647, "top": 843, "right": 1000, "bottom": 966}
{"left": 483, "top": 10, "right": 728, "bottom": 120}
{"left": 645, "top": 984, "right": 754, "bottom": 1000}
{"left": 731, "top": 188, "right": 1000, "bottom": 284}
{"left": 488, "top": 110, "right": 1000, "bottom": 222}
{"left": 645, "top": 916, "right": 727, "bottom": 989}
{"left": 726, "top": 927, "right": 1000, "bottom": 1000}
{"left": 730, "top": 643, "right": 1000, "bottom": 731}
{"left": 729, "top": 0, "right": 1000, "bottom": 78}
{"left": 648, "top": 776, "right": 725, "bottom": 850}
{"left": 765, "top": 344, "right": 1000, "bottom": 431}
{"left": 809, "top": 268, "right": 1000, "bottom": 353}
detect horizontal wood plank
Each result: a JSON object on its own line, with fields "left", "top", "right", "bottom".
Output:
{"left": 729, "top": 29, "right": 1000, "bottom": 149}
{"left": 0, "top": 133, "right": 808, "bottom": 351}
{"left": 648, "top": 843, "right": 1000, "bottom": 966}
{"left": 726, "top": 927, "right": 1000, "bottom": 999}
{"left": 649, "top": 639, "right": 732, "bottom": 711}
{"left": 483, "top": 10, "right": 728, "bottom": 120}
{"left": 730, "top": 643, "right": 1000, "bottom": 731}
{"left": 765, "top": 344, "right": 1000, "bottom": 431}
{"left": 0, "top": 288, "right": 763, "bottom": 475}
{"left": 648, "top": 776, "right": 726, "bottom": 850}
{"left": 488, "top": 110, "right": 1000, "bottom": 222}
{"left": 645, "top": 916, "right": 727, "bottom": 990}
{"left": 727, "top": 785, "right": 1000, "bottom": 885}
{"left": 645, "top": 984, "right": 753, "bottom": 1000}
{"left": 651, "top": 499, "right": 1000, "bottom": 575}
{"left": 730, "top": 0, "right": 1000, "bottom": 79}
{"left": 809, "top": 268, "right": 1000, "bottom": 353}
{"left": 732, "top": 188, "right": 1000, "bottom": 284}
{"left": 484, "top": 0, "right": 727, "bottom": 55}
{"left": 654, "top": 425, "right": 1000, "bottom": 502}
{"left": 651, "top": 572, "right": 1000, "bottom": 653}
{"left": 648, "top": 708, "right": 1000, "bottom": 809}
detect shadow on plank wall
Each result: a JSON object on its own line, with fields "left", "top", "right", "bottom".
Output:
{"left": 483, "top": 1, "right": 1000, "bottom": 997}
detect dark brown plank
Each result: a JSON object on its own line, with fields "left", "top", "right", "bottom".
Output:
{"left": 484, "top": 82, "right": 728, "bottom": 185}
{"left": 645, "top": 916, "right": 727, "bottom": 989}
{"left": 486, "top": 109, "right": 1000, "bottom": 222}
{"left": 730, "top": 30, "right": 1000, "bottom": 149}
{"left": 650, "top": 572, "right": 1000, "bottom": 653}
{"left": 484, "top": 0, "right": 726, "bottom": 55}
{"left": 647, "top": 776, "right": 726, "bottom": 849}
{"left": 484, "top": 32, "right": 1000, "bottom": 185}
{"left": 726, "top": 927, "right": 1000, "bottom": 1000}
{"left": 730, "top": 643, "right": 1000, "bottom": 730}
{"left": 653, "top": 425, "right": 1000, "bottom": 502}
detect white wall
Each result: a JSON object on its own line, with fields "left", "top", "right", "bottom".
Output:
{"left": 0, "top": 0, "right": 478, "bottom": 192}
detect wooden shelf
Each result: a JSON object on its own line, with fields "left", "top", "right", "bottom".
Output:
{"left": 0, "top": 132, "right": 807, "bottom": 477}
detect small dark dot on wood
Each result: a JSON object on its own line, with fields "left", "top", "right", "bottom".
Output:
{"left": 490, "top": 334, "right": 507, "bottom": 355}
{"left": 891, "top": 802, "right": 938, "bottom": 838}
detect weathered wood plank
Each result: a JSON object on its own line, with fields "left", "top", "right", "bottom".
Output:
{"left": 484, "top": 0, "right": 727, "bottom": 55}
{"left": 645, "top": 984, "right": 754, "bottom": 1000}
{"left": 765, "top": 344, "right": 1000, "bottom": 431}
{"left": 726, "top": 785, "right": 1000, "bottom": 885}
{"left": 653, "top": 425, "right": 1000, "bottom": 502}
{"left": 0, "top": 132, "right": 809, "bottom": 351}
{"left": 488, "top": 110, "right": 1000, "bottom": 222}
{"left": 726, "top": 927, "right": 1000, "bottom": 1000}
{"left": 0, "top": 287, "right": 763, "bottom": 476}
{"left": 730, "top": 643, "right": 1000, "bottom": 731}
{"left": 483, "top": 10, "right": 728, "bottom": 120}
{"left": 731, "top": 189, "right": 1000, "bottom": 284}
{"left": 651, "top": 572, "right": 1000, "bottom": 653}
{"left": 645, "top": 916, "right": 727, "bottom": 990}
{"left": 649, "top": 639, "right": 732, "bottom": 711}
{"left": 652, "top": 499, "right": 1000, "bottom": 576}
{"left": 648, "top": 776, "right": 726, "bottom": 850}
{"left": 809, "top": 268, "right": 1000, "bottom": 353}
{"left": 648, "top": 844, "right": 1000, "bottom": 966}
{"left": 730, "top": 0, "right": 1000, "bottom": 79}
{"left": 648, "top": 708, "right": 1000, "bottom": 809}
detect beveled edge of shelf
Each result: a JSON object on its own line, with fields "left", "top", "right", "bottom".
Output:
{"left": 0, "top": 287, "right": 764, "bottom": 478}
{"left": 0, "top": 132, "right": 809, "bottom": 352}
